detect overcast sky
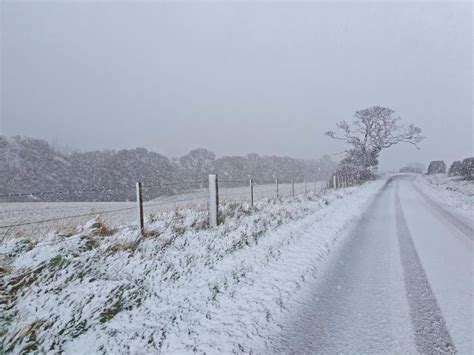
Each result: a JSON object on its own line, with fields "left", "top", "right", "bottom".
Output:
{"left": 1, "top": 1, "right": 472, "bottom": 170}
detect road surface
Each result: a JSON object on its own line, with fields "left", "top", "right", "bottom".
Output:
{"left": 276, "top": 175, "right": 473, "bottom": 354}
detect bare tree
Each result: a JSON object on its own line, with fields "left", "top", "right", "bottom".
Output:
{"left": 325, "top": 106, "right": 424, "bottom": 178}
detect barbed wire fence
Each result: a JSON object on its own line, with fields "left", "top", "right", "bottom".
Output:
{"left": 0, "top": 172, "right": 360, "bottom": 244}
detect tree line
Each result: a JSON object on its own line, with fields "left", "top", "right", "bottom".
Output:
{"left": 0, "top": 136, "right": 337, "bottom": 202}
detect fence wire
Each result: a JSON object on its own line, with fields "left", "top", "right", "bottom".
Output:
{"left": 0, "top": 177, "right": 338, "bottom": 244}
{"left": 0, "top": 180, "right": 209, "bottom": 202}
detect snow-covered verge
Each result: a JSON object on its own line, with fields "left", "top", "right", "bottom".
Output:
{"left": 1, "top": 180, "right": 385, "bottom": 354}
{"left": 416, "top": 174, "right": 473, "bottom": 213}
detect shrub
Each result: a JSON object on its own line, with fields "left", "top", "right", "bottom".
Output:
{"left": 427, "top": 161, "right": 446, "bottom": 175}
{"left": 448, "top": 161, "right": 463, "bottom": 176}
{"left": 461, "top": 157, "right": 474, "bottom": 180}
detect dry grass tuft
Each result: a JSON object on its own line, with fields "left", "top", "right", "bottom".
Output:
{"left": 4, "top": 319, "right": 46, "bottom": 353}
{"left": 0, "top": 263, "right": 11, "bottom": 276}
{"left": 13, "top": 229, "right": 25, "bottom": 238}
{"left": 90, "top": 217, "right": 115, "bottom": 237}
{"left": 142, "top": 229, "right": 160, "bottom": 238}
{"left": 191, "top": 218, "right": 208, "bottom": 230}
{"left": 106, "top": 241, "right": 136, "bottom": 255}
{"left": 55, "top": 223, "right": 77, "bottom": 238}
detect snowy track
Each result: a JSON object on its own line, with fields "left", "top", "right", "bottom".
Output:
{"left": 277, "top": 175, "right": 473, "bottom": 353}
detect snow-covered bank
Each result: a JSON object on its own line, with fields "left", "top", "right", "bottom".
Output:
{"left": 1, "top": 180, "right": 385, "bottom": 353}
{"left": 416, "top": 174, "right": 473, "bottom": 213}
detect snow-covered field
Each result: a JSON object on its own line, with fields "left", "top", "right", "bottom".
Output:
{"left": 0, "top": 182, "right": 321, "bottom": 242}
{"left": 0, "top": 180, "right": 378, "bottom": 353}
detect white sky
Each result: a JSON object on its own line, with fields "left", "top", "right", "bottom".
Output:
{"left": 1, "top": 1, "right": 472, "bottom": 170}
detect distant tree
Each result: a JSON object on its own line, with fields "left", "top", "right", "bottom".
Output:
{"left": 461, "top": 157, "right": 474, "bottom": 180}
{"left": 448, "top": 161, "right": 463, "bottom": 176}
{"left": 406, "top": 162, "right": 425, "bottom": 172}
{"left": 0, "top": 136, "right": 338, "bottom": 202}
{"left": 427, "top": 161, "right": 446, "bottom": 175}
{"left": 178, "top": 148, "right": 216, "bottom": 186}
{"left": 400, "top": 166, "right": 423, "bottom": 174}
{"left": 325, "top": 106, "right": 424, "bottom": 179}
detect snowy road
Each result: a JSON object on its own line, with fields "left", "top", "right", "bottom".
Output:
{"left": 277, "top": 175, "right": 473, "bottom": 354}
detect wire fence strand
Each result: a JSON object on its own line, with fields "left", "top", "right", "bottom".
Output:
{"left": 0, "top": 178, "right": 338, "bottom": 243}
{"left": 0, "top": 180, "right": 210, "bottom": 200}
{"left": 0, "top": 192, "right": 210, "bottom": 230}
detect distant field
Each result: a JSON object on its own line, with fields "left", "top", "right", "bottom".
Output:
{"left": 0, "top": 181, "right": 327, "bottom": 241}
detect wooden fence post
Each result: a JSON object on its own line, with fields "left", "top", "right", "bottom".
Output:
{"left": 250, "top": 178, "right": 254, "bottom": 207}
{"left": 209, "top": 174, "right": 218, "bottom": 227}
{"left": 276, "top": 178, "right": 279, "bottom": 198}
{"left": 291, "top": 179, "right": 295, "bottom": 197}
{"left": 136, "top": 182, "right": 144, "bottom": 235}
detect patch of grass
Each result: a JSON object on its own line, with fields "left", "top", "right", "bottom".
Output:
{"left": 143, "top": 229, "right": 160, "bottom": 238}
{"left": 0, "top": 263, "right": 11, "bottom": 276}
{"left": 4, "top": 319, "right": 45, "bottom": 353}
{"left": 48, "top": 255, "right": 66, "bottom": 270}
{"left": 171, "top": 224, "right": 186, "bottom": 236}
{"left": 99, "top": 285, "right": 144, "bottom": 324}
{"left": 86, "top": 217, "right": 114, "bottom": 238}
{"left": 81, "top": 237, "right": 99, "bottom": 251}
{"left": 93, "top": 219, "right": 115, "bottom": 237}
{"left": 12, "top": 239, "right": 34, "bottom": 254}
{"left": 220, "top": 202, "right": 252, "bottom": 220}
{"left": 55, "top": 223, "right": 77, "bottom": 238}
{"left": 155, "top": 233, "right": 180, "bottom": 254}
{"left": 100, "top": 300, "right": 123, "bottom": 323}
{"left": 217, "top": 210, "right": 227, "bottom": 225}
{"left": 106, "top": 241, "right": 136, "bottom": 255}
{"left": 70, "top": 319, "right": 88, "bottom": 338}
{"left": 7, "top": 264, "right": 46, "bottom": 296}
{"left": 191, "top": 218, "right": 208, "bottom": 230}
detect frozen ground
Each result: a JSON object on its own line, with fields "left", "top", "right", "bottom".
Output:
{"left": 1, "top": 180, "right": 374, "bottom": 353}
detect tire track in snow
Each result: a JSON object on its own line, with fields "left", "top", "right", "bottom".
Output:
{"left": 395, "top": 181, "right": 456, "bottom": 354}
